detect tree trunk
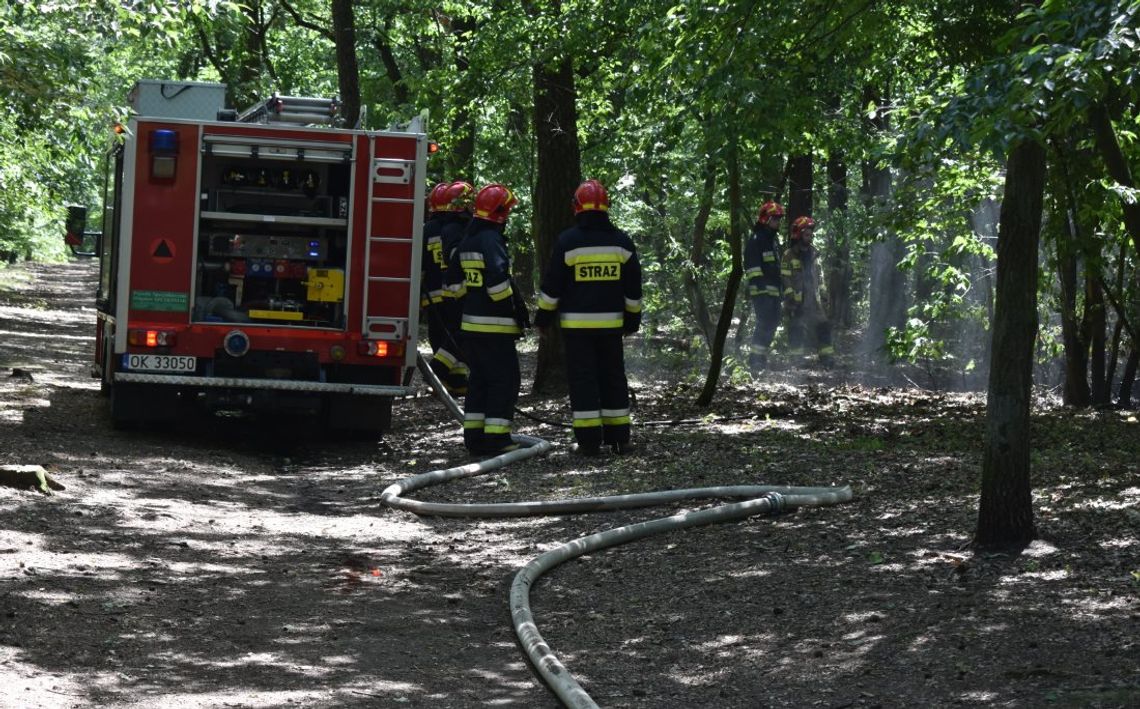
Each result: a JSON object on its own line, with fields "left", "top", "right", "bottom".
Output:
{"left": 530, "top": 53, "right": 581, "bottom": 395}
{"left": 331, "top": 0, "right": 361, "bottom": 128}
{"left": 1119, "top": 347, "right": 1139, "bottom": 408}
{"left": 826, "top": 150, "right": 852, "bottom": 328}
{"left": 976, "top": 139, "right": 1045, "bottom": 549}
{"left": 859, "top": 83, "right": 906, "bottom": 362}
{"left": 447, "top": 14, "right": 477, "bottom": 177}
{"left": 1086, "top": 272, "right": 1108, "bottom": 405}
{"left": 1056, "top": 234, "right": 1090, "bottom": 406}
{"left": 684, "top": 154, "right": 718, "bottom": 347}
{"left": 1090, "top": 102, "right": 1140, "bottom": 256}
{"left": 697, "top": 139, "right": 743, "bottom": 407}
{"left": 787, "top": 154, "right": 813, "bottom": 224}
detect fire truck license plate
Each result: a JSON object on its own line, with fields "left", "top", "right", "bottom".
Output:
{"left": 122, "top": 354, "right": 196, "bottom": 372}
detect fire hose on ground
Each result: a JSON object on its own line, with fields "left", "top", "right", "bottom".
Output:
{"left": 382, "top": 353, "right": 854, "bottom": 708}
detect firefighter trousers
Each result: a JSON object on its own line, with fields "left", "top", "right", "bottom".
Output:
{"left": 427, "top": 300, "right": 468, "bottom": 394}
{"left": 786, "top": 309, "right": 834, "bottom": 361}
{"left": 462, "top": 334, "right": 519, "bottom": 454}
{"left": 564, "top": 333, "right": 631, "bottom": 450}
{"left": 749, "top": 294, "right": 781, "bottom": 368}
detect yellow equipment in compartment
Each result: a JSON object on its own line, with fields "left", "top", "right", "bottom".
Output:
{"left": 306, "top": 268, "right": 344, "bottom": 303}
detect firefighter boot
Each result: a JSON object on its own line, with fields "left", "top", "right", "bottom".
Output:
{"left": 571, "top": 442, "right": 602, "bottom": 457}
{"left": 748, "top": 353, "right": 768, "bottom": 374}
{"left": 611, "top": 440, "right": 640, "bottom": 455}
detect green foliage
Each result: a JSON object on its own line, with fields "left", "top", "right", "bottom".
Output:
{"left": 1, "top": 0, "right": 1137, "bottom": 403}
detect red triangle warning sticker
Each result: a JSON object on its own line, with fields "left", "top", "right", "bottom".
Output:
{"left": 150, "top": 238, "right": 175, "bottom": 264}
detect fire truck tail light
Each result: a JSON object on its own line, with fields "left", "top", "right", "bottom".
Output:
{"left": 357, "top": 341, "right": 405, "bottom": 358}
{"left": 128, "top": 329, "right": 176, "bottom": 347}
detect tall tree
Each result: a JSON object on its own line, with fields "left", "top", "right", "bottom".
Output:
{"left": 530, "top": 51, "right": 582, "bottom": 394}
{"left": 331, "top": 0, "right": 360, "bottom": 127}
{"left": 976, "top": 139, "right": 1045, "bottom": 547}
{"left": 860, "top": 82, "right": 907, "bottom": 363}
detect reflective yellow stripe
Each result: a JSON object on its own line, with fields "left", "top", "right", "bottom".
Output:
{"left": 462, "top": 322, "right": 522, "bottom": 334}
{"left": 602, "top": 415, "right": 631, "bottom": 426}
{"left": 562, "top": 319, "right": 624, "bottom": 329}
{"left": 573, "top": 418, "right": 603, "bottom": 428}
{"left": 565, "top": 245, "right": 632, "bottom": 265}
{"left": 488, "top": 283, "right": 514, "bottom": 302}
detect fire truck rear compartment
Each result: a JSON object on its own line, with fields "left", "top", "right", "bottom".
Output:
{"left": 193, "top": 143, "right": 352, "bottom": 329}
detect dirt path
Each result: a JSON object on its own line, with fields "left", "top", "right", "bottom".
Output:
{"left": 2, "top": 260, "right": 1139, "bottom": 708}
{"left": 0, "top": 260, "right": 557, "bottom": 707}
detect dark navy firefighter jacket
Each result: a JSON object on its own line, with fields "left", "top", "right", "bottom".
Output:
{"left": 446, "top": 219, "right": 523, "bottom": 336}
{"left": 534, "top": 211, "right": 642, "bottom": 334}
{"left": 743, "top": 222, "right": 782, "bottom": 298}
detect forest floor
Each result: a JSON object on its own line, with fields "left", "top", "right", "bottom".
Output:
{"left": 0, "top": 259, "right": 1138, "bottom": 709}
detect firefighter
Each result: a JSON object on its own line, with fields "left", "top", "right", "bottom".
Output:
{"left": 429, "top": 181, "right": 474, "bottom": 395}
{"left": 743, "top": 200, "right": 784, "bottom": 372}
{"left": 421, "top": 182, "right": 450, "bottom": 369}
{"left": 453, "top": 183, "right": 527, "bottom": 455}
{"left": 781, "top": 216, "right": 834, "bottom": 366}
{"left": 535, "top": 179, "right": 642, "bottom": 456}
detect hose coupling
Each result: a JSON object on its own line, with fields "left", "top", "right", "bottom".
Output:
{"left": 764, "top": 491, "right": 786, "bottom": 515}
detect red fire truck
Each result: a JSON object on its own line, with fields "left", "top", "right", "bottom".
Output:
{"left": 70, "top": 80, "right": 427, "bottom": 433}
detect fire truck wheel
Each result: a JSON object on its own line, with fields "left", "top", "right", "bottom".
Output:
{"left": 323, "top": 394, "right": 392, "bottom": 438}
{"left": 98, "top": 337, "right": 112, "bottom": 397}
{"left": 110, "top": 382, "right": 179, "bottom": 430}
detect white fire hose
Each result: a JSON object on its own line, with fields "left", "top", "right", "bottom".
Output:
{"left": 384, "top": 354, "right": 853, "bottom": 708}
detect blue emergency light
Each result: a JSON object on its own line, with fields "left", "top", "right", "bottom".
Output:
{"left": 148, "top": 129, "right": 180, "bottom": 181}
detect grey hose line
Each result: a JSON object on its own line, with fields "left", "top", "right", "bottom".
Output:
{"left": 403, "top": 351, "right": 854, "bottom": 707}
{"left": 511, "top": 488, "right": 852, "bottom": 709}
{"left": 417, "top": 352, "right": 464, "bottom": 424}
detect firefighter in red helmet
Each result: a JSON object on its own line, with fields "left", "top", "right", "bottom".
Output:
{"left": 449, "top": 183, "right": 528, "bottom": 455}
{"left": 781, "top": 215, "right": 834, "bottom": 366}
{"left": 428, "top": 181, "right": 473, "bottom": 395}
{"left": 744, "top": 199, "right": 785, "bottom": 372}
{"left": 421, "top": 182, "right": 451, "bottom": 383}
{"left": 535, "top": 179, "right": 643, "bottom": 456}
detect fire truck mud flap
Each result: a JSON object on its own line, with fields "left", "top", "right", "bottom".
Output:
{"left": 110, "top": 381, "right": 181, "bottom": 430}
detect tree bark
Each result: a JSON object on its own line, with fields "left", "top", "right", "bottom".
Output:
{"left": 684, "top": 153, "right": 718, "bottom": 347}
{"left": 1053, "top": 141, "right": 1091, "bottom": 406}
{"left": 530, "top": 53, "right": 581, "bottom": 395}
{"left": 826, "top": 150, "right": 852, "bottom": 328}
{"left": 976, "top": 139, "right": 1045, "bottom": 549}
{"left": 787, "top": 154, "right": 813, "bottom": 224}
{"left": 697, "top": 137, "right": 743, "bottom": 407}
{"left": 1089, "top": 102, "right": 1140, "bottom": 256}
{"left": 1086, "top": 271, "right": 1108, "bottom": 405}
{"left": 331, "top": 0, "right": 360, "bottom": 128}
{"left": 859, "top": 83, "right": 906, "bottom": 362}
{"left": 1119, "top": 348, "right": 1139, "bottom": 408}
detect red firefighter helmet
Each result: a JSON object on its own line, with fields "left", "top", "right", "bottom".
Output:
{"left": 428, "top": 182, "right": 452, "bottom": 212}
{"left": 572, "top": 179, "right": 610, "bottom": 214}
{"left": 446, "top": 181, "right": 475, "bottom": 212}
{"left": 473, "top": 183, "right": 518, "bottom": 223}
{"left": 757, "top": 200, "right": 785, "bottom": 222}
{"left": 790, "top": 215, "right": 815, "bottom": 238}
